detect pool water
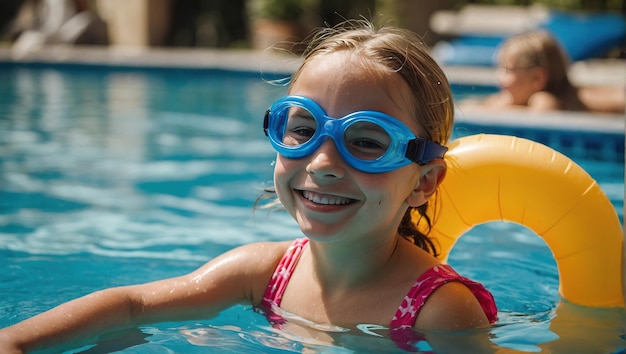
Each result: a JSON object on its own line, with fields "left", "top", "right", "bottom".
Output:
{"left": 0, "top": 64, "right": 624, "bottom": 353}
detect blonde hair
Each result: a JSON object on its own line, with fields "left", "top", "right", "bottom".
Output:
{"left": 498, "top": 30, "right": 574, "bottom": 95}
{"left": 292, "top": 19, "right": 454, "bottom": 146}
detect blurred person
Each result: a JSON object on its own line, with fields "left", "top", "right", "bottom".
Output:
{"left": 461, "top": 30, "right": 624, "bottom": 114}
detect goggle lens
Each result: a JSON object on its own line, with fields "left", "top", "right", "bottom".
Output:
{"left": 280, "top": 105, "right": 392, "bottom": 161}
{"left": 281, "top": 105, "right": 317, "bottom": 146}
{"left": 263, "top": 96, "right": 447, "bottom": 173}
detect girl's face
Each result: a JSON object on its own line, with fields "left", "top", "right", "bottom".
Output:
{"left": 496, "top": 51, "right": 545, "bottom": 105}
{"left": 273, "top": 51, "right": 442, "bottom": 243}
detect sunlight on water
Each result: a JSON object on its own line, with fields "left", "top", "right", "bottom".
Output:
{"left": 0, "top": 65, "right": 624, "bottom": 353}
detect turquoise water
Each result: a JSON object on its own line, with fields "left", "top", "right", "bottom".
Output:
{"left": 0, "top": 64, "right": 623, "bottom": 353}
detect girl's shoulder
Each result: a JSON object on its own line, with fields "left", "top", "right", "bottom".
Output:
{"left": 228, "top": 240, "right": 294, "bottom": 272}
{"left": 527, "top": 90, "right": 561, "bottom": 111}
{"left": 186, "top": 240, "right": 294, "bottom": 306}
{"left": 413, "top": 277, "right": 492, "bottom": 331}
{"left": 228, "top": 240, "right": 295, "bottom": 301}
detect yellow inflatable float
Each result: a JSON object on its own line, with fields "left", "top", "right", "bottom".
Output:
{"left": 414, "top": 134, "right": 624, "bottom": 308}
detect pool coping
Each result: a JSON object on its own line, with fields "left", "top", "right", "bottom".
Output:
{"left": 0, "top": 45, "right": 623, "bottom": 136}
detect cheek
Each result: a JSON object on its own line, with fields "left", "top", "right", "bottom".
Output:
{"left": 360, "top": 168, "right": 419, "bottom": 205}
{"left": 273, "top": 155, "right": 302, "bottom": 202}
{"left": 497, "top": 72, "right": 515, "bottom": 88}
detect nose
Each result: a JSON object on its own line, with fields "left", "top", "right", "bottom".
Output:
{"left": 305, "top": 138, "right": 347, "bottom": 179}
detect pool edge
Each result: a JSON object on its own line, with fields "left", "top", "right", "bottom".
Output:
{"left": 0, "top": 45, "right": 624, "bottom": 136}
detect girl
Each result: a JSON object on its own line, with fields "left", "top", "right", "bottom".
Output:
{"left": 473, "top": 30, "right": 624, "bottom": 113}
{"left": 0, "top": 20, "right": 497, "bottom": 353}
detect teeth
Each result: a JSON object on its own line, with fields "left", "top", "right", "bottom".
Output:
{"left": 302, "top": 191, "right": 352, "bottom": 205}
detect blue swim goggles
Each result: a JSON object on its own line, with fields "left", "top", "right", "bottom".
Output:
{"left": 263, "top": 95, "right": 448, "bottom": 173}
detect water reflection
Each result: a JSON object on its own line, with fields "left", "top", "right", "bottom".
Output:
{"left": 0, "top": 65, "right": 291, "bottom": 259}
{"left": 0, "top": 65, "right": 624, "bottom": 353}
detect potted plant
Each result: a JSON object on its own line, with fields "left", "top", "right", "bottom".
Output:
{"left": 249, "top": 0, "right": 311, "bottom": 52}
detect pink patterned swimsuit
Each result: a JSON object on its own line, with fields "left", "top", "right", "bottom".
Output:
{"left": 260, "top": 238, "right": 497, "bottom": 350}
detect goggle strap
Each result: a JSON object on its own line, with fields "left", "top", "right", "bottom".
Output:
{"left": 263, "top": 109, "right": 270, "bottom": 137}
{"left": 406, "top": 139, "right": 448, "bottom": 165}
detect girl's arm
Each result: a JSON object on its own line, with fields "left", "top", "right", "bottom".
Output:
{"left": 579, "top": 85, "right": 625, "bottom": 114}
{"left": 0, "top": 241, "right": 290, "bottom": 353}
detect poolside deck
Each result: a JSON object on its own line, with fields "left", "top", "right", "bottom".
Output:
{"left": 0, "top": 45, "right": 623, "bottom": 136}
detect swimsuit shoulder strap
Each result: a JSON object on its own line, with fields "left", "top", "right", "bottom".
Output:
{"left": 390, "top": 264, "right": 498, "bottom": 328}
{"left": 261, "top": 237, "right": 308, "bottom": 310}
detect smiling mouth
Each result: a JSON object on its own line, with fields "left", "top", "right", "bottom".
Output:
{"left": 300, "top": 190, "right": 357, "bottom": 205}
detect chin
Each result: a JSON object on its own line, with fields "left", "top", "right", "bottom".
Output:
{"left": 296, "top": 220, "right": 346, "bottom": 241}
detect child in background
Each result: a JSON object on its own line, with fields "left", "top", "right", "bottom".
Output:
{"left": 0, "top": 20, "right": 498, "bottom": 353}
{"left": 467, "top": 30, "right": 624, "bottom": 113}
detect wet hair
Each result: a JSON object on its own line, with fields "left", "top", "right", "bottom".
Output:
{"left": 259, "top": 20, "right": 454, "bottom": 256}
{"left": 293, "top": 20, "right": 453, "bottom": 145}
{"left": 497, "top": 30, "right": 575, "bottom": 95}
